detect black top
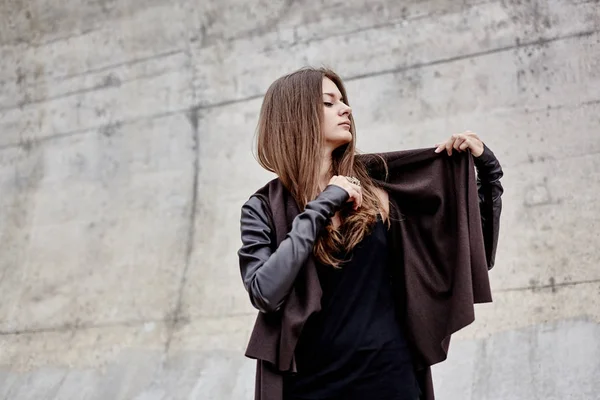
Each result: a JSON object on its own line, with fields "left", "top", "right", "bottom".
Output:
{"left": 284, "top": 216, "right": 420, "bottom": 400}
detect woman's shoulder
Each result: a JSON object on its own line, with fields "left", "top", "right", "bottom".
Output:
{"left": 242, "top": 178, "right": 280, "bottom": 208}
{"left": 241, "top": 178, "right": 283, "bottom": 223}
{"left": 242, "top": 194, "right": 266, "bottom": 211}
{"left": 240, "top": 195, "right": 273, "bottom": 233}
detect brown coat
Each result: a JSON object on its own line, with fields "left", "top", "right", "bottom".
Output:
{"left": 245, "top": 148, "right": 494, "bottom": 400}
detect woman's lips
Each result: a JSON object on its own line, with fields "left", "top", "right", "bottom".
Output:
{"left": 339, "top": 122, "right": 351, "bottom": 129}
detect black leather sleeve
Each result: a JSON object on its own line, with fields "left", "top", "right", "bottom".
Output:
{"left": 238, "top": 184, "right": 349, "bottom": 313}
{"left": 474, "top": 143, "right": 504, "bottom": 270}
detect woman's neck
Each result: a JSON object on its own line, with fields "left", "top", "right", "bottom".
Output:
{"left": 318, "top": 150, "right": 333, "bottom": 191}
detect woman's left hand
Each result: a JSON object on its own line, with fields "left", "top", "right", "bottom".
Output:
{"left": 434, "top": 131, "right": 484, "bottom": 157}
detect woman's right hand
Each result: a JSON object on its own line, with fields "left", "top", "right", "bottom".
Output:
{"left": 328, "top": 176, "right": 363, "bottom": 210}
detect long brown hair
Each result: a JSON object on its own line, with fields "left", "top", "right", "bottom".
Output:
{"left": 256, "top": 67, "right": 386, "bottom": 268}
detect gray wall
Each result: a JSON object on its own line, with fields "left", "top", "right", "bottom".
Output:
{"left": 1, "top": 1, "right": 599, "bottom": 399}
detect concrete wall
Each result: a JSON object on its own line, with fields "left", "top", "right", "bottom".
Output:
{"left": 1, "top": 1, "right": 599, "bottom": 399}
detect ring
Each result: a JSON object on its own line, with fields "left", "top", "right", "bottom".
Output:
{"left": 345, "top": 176, "right": 361, "bottom": 186}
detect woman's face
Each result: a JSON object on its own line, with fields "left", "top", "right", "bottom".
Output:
{"left": 321, "top": 77, "right": 352, "bottom": 150}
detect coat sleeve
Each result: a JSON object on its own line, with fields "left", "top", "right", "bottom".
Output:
{"left": 238, "top": 184, "right": 349, "bottom": 313}
{"left": 474, "top": 144, "right": 504, "bottom": 270}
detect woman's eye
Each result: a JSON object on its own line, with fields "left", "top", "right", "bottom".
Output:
{"left": 324, "top": 102, "right": 333, "bottom": 107}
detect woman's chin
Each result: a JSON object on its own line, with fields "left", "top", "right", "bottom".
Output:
{"left": 340, "top": 133, "right": 353, "bottom": 145}
{"left": 324, "top": 131, "right": 353, "bottom": 150}
{"left": 332, "top": 137, "right": 353, "bottom": 150}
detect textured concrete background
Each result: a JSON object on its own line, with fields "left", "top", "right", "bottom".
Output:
{"left": 1, "top": 1, "right": 599, "bottom": 399}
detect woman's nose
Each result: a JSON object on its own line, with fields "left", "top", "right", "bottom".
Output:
{"left": 339, "top": 104, "right": 352, "bottom": 116}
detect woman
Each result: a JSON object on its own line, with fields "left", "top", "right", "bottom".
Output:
{"left": 238, "top": 67, "right": 503, "bottom": 400}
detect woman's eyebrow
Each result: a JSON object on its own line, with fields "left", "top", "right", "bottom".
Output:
{"left": 323, "top": 92, "right": 344, "bottom": 102}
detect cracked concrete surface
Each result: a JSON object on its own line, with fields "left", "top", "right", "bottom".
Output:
{"left": 0, "top": 0, "right": 599, "bottom": 399}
